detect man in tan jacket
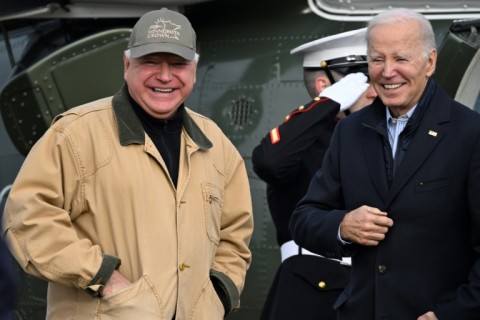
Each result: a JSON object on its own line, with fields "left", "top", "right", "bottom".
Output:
{"left": 2, "top": 8, "right": 253, "bottom": 319}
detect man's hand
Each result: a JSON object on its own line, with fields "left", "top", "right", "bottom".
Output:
{"left": 340, "top": 205, "right": 393, "bottom": 246}
{"left": 319, "top": 73, "right": 369, "bottom": 112}
{"left": 101, "top": 270, "right": 131, "bottom": 297}
{"left": 418, "top": 311, "right": 438, "bottom": 320}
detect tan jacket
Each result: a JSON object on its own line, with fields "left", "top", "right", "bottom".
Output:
{"left": 2, "top": 86, "right": 253, "bottom": 319}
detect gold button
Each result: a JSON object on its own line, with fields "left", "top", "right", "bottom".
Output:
{"left": 285, "top": 115, "right": 290, "bottom": 121}
{"left": 179, "top": 263, "right": 190, "bottom": 271}
{"left": 298, "top": 105, "right": 304, "bottom": 110}
{"left": 319, "top": 281, "right": 326, "bottom": 289}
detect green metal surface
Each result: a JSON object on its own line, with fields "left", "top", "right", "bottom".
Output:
{"left": 0, "top": 28, "right": 130, "bottom": 156}
{"left": 0, "top": 1, "right": 478, "bottom": 320}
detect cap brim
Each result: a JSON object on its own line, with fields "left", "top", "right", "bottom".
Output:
{"left": 129, "top": 42, "right": 195, "bottom": 60}
{"left": 290, "top": 28, "right": 367, "bottom": 56}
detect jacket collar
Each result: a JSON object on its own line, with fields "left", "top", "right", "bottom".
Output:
{"left": 361, "top": 78, "right": 444, "bottom": 136}
{"left": 112, "top": 84, "right": 212, "bottom": 150}
{"left": 360, "top": 78, "right": 452, "bottom": 204}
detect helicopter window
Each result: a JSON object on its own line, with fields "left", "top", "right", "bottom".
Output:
{"left": 454, "top": 48, "right": 480, "bottom": 112}
{"left": 309, "top": 0, "right": 480, "bottom": 21}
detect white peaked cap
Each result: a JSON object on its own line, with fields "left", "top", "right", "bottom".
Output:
{"left": 291, "top": 28, "right": 367, "bottom": 68}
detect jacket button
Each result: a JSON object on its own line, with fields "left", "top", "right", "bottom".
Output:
{"left": 179, "top": 263, "right": 190, "bottom": 271}
{"left": 378, "top": 265, "right": 387, "bottom": 274}
{"left": 318, "top": 281, "right": 326, "bottom": 289}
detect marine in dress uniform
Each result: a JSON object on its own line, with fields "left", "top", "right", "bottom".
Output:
{"left": 252, "top": 28, "right": 375, "bottom": 320}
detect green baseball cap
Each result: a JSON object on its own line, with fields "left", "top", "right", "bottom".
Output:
{"left": 127, "top": 8, "right": 196, "bottom": 60}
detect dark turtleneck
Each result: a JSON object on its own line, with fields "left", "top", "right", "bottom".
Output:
{"left": 129, "top": 94, "right": 182, "bottom": 187}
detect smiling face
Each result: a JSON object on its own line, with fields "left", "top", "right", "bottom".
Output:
{"left": 368, "top": 20, "right": 436, "bottom": 117}
{"left": 123, "top": 52, "right": 197, "bottom": 119}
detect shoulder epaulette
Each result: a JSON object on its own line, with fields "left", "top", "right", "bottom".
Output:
{"left": 283, "top": 97, "right": 327, "bottom": 123}
{"left": 269, "top": 97, "right": 328, "bottom": 144}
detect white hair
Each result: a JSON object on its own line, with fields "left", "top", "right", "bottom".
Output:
{"left": 366, "top": 8, "right": 436, "bottom": 60}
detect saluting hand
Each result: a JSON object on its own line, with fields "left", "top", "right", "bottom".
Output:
{"left": 339, "top": 205, "right": 393, "bottom": 246}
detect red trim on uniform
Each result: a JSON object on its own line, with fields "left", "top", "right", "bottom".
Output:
{"left": 270, "top": 127, "right": 281, "bottom": 144}
{"left": 282, "top": 98, "right": 329, "bottom": 124}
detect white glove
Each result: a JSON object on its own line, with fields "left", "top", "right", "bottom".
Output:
{"left": 319, "top": 72, "right": 369, "bottom": 112}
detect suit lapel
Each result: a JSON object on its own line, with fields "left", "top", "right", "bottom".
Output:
{"left": 386, "top": 89, "right": 451, "bottom": 205}
{"left": 362, "top": 103, "right": 390, "bottom": 202}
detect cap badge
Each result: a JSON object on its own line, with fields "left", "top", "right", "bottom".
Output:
{"left": 148, "top": 18, "right": 182, "bottom": 41}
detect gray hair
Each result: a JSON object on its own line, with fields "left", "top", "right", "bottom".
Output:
{"left": 124, "top": 49, "right": 200, "bottom": 63}
{"left": 366, "top": 8, "right": 436, "bottom": 59}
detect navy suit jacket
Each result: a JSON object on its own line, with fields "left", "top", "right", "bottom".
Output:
{"left": 290, "top": 79, "right": 480, "bottom": 319}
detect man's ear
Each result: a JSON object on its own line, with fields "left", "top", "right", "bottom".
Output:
{"left": 315, "top": 76, "right": 330, "bottom": 95}
{"left": 425, "top": 48, "right": 437, "bottom": 77}
{"left": 123, "top": 54, "right": 130, "bottom": 81}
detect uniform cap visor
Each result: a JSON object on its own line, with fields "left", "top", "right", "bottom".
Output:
{"left": 129, "top": 42, "right": 195, "bottom": 60}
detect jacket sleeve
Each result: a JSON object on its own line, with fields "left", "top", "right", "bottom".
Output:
{"left": 210, "top": 147, "right": 253, "bottom": 312}
{"left": 1, "top": 121, "right": 119, "bottom": 294}
{"left": 252, "top": 98, "right": 340, "bottom": 185}
{"left": 289, "top": 119, "right": 353, "bottom": 259}
{"left": 434, "top": 127, "right": 480, "bottom": 319}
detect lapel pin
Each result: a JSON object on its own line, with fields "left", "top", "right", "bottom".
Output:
{"left": 428, "top": 130, "right": 438, "bottom": 137}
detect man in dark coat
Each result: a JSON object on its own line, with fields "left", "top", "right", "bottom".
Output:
{"left": 1, "top": 188, "right": 16, "bottom": 320}
{"left": 252, "top": 28, "right": 377, "bottom": 320}
{"left": 0, "top": 238, "right": 15, "bottom": 320}
{"left": 290, "top": 8, "right": 480, "bottom": 320}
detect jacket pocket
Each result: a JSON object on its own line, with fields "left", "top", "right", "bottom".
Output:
{"left": 188, "top": 278, "right": 224, "bottom": 320}
{"left": 289, "top": 255, "right": 350, "bottom": 292}
{"left": 415, "top": 176, "right": 453, "bottom": 193}
{"left": 202, "top": 183, "right": 223, "bottom": 245}
{"left": 96, "top": 275, "right": 163, "bottom": 319}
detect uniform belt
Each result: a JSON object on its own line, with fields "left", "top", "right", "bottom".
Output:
{"left": 280, "top": 240, "right": 351, "bottom": 266}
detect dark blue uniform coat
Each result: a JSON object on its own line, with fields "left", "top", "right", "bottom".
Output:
{"left": 253, "top": 98, "right": 350, "bottom": 320}
{"left": 290, "top": 79, "right": 480, "bottom": 319}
